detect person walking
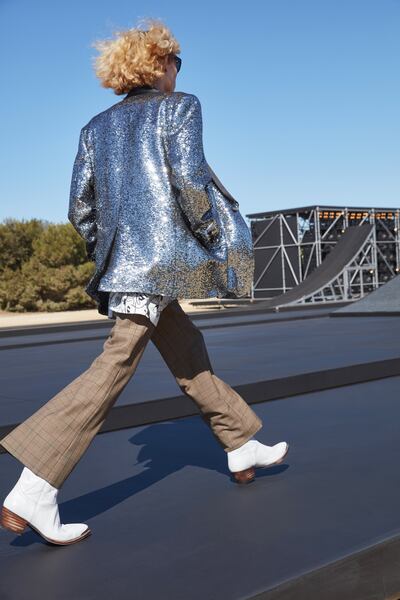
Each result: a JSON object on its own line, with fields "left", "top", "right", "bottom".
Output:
{"left": 0, "top": 19, "right": 289, "bottom": 546}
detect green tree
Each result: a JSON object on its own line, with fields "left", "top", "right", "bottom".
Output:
{"left": 0, "top": 219, "right": 96, "bottom": 312}
{"left": 0, "top": 218, "right": 45, "bottom": 272}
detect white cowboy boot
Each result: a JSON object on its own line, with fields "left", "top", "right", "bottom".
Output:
{"left": 228, "top": 438, "right": 289, "bottom": 484}
{"left": 0, "top": 467, "right": 91, "bottom": 545}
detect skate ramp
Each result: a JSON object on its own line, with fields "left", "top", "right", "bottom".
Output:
{"left": 255, "top": 223, "right": 374, "bottom": 308}
{"left": 332, "top": 273, "right": 400, "bottom": 315}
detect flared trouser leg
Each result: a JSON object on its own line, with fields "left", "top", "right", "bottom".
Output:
{"left": 0, "top": 313, "right": 155, "bottom": 489}
{"left": 0, "top": 300, "right": 263, "bottom": 489}
{"left": 151, "top": 300, "right": 263, "bottom": 453}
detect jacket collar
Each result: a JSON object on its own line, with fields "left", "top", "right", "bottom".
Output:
{"left": 125, "top": 84, "right": 161, "bottom": 98}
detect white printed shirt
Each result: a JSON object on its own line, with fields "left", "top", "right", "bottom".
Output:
{"left": 107, "top": 292, "right": 175, "bottom": 327}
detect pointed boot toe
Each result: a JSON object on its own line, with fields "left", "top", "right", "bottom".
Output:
{"left": 254, "top": 441, "right": 290, "bottom": 468}
{"left": 1, "top": 467, "right": 91, "bottom": 545}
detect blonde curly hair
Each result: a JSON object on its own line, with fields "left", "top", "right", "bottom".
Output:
{"left": 91, "top": 17, "right": 181, "bottom": 95}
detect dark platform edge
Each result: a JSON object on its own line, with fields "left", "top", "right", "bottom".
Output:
{"left": 2, "top": 355, "right": 399, "bottom": 449}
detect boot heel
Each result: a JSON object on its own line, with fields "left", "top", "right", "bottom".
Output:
{"left": 232, "top": 467, "right": 255, "bottom": 484}
{"left": 1, "top": 505, "right": 28, "bottom": 535}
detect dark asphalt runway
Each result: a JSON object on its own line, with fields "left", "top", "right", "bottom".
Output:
{"left": 1, "top": 306, "right": 400, "bottom": 599}
{"left": 1, "top": 376, "right": 400, "bottom": 599}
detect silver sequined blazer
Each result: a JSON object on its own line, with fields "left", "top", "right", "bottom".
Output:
{"left": 68, "top": 85, "right": 254, "bottom": 316}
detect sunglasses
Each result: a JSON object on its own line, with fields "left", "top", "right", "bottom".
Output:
{"left": 173, "top": 55, "right": 182, "bottom": 73}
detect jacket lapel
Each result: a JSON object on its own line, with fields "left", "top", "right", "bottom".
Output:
{"left": 207, "top": 164, "right": 238, "bottom": 203}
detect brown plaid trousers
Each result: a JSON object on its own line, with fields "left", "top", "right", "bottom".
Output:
{"left": 0, "top": 300, "right": 262, "bottom": 489}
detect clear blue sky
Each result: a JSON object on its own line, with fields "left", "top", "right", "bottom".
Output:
{"left": 1, "top": 0, "right": 399, "bottom": 224}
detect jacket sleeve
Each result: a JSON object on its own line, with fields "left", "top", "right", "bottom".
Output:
{"left": 163, "top": 94, "right": 221, "bottom": 247}
{"left": 68, "top": 126, "right": 97, "bottom": 261}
